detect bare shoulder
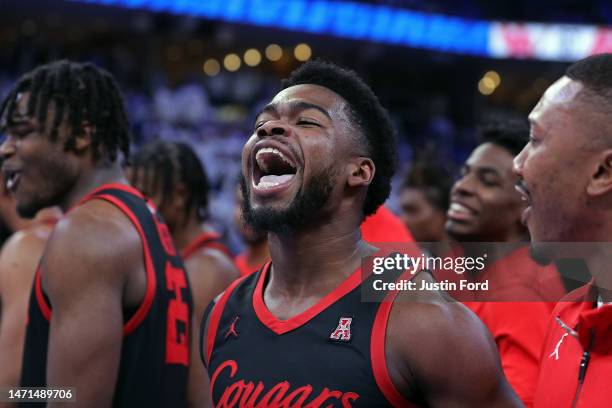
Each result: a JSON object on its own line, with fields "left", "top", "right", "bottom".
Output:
{"left": 386, "top": 271, "right": 519, "bottom": 406}
{"left": 0, "top": 225, "right": 51, "bottom": 295}
{"left": 41, "top": 199, "right": 142, "bottom": 292}
{"left": 390, "top": 272, "right": 490, "bottom": 337}
{"left": 0, "top": 227, "right": 48, "bottom": 263}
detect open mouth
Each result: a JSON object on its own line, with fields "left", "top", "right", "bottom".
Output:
{"left": 515, "top": 180, "right": 532, "bottom": 225}
{"left": 252, "top": 146, "right": 298, "bottom": 192}
{"left": 3, "top": 168, "right": 22, "bottom": 193}
{"left": 514, "top": 180, "right": 531, "bottom": 205}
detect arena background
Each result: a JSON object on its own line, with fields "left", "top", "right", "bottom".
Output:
{"left": 2, "top": 0, "right": 611, "bottom": 251}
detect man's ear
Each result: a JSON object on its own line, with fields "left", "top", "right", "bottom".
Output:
{"left": 73, "top": 121, "right": 94, "bottom": 152}
{"left": 587, "top": 150, "right": 612, "bottom": 197}
{"left": 346, "top": 157, "right": 375, "bottom": 188}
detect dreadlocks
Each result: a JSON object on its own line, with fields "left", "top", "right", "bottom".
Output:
{"left": 0, "top": 60, "right": 131, "bottom": 163}
{"left": 129, "top": 140, "right": 209, "bottom": 224}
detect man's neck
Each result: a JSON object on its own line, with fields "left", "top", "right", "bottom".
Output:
{"left": 585, "top": 243, "right": 612, "bottom": 303}
{"left": 61, "top": 164, "right": 127, "bottom": 212}
{"left": 266, "top": 218, "right": 376, "bottom": 298}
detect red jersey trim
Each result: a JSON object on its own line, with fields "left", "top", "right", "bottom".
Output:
{"left": 371, "top": 274, "right": 416, "bottom": 408}
{"left": 234, "top": 253, "right": 260, "bottom": 277}
{"left": 205, "top": 277, "right": 245, "bottom": 364}
{"left": 181, "top": 232, "right": 232, "bottom": 260}
{"left": 252, "top": 262, "right": 363, "bottom": 335}
{"left": 77, "top": 183, "right": 145, "bottom": 205}
{"left": 34, "top": 270, "right": 51, "bottom": 321}
{"left": 92, "top": 194, "right": 157, "bottom": 336}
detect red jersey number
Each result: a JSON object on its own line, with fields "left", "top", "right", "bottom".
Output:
{"left": 165, "top": 262, "right": 189, "bottom": 365}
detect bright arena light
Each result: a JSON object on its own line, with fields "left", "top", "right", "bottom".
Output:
{"left": 484, "top": 70, "right": 501, "bottom": 87}
{"left": 223, "top": 53, "right": 242, "bottom": 71}
{"left": 294, "top": 43, "right": 312, "bottom": 61}
{"left": 265, "top": 44, "right": 283, "bottom": 61}
{"left": 203, "top": 59, "right": 220, "bottom": 76}
{"left": 243, "top": 48, "right": 262, "bottom": 67}
{"left": 478, "top": 78, "right": 495, "bottom": 95}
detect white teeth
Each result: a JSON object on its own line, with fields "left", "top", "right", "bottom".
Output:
{"left": 450, "top": 202, "right": 471, "bottom": 214}
{"left": 256, "top": 181, "right": 280, "bottom": 189}
{"left": 5, "top": 172, "right": 19, "bottom": 192}
{"left": 252, "top": 174, "right": 295, "bottom": 190}
{"left": 255, "top": 147, "right": 296, "bottom": 172}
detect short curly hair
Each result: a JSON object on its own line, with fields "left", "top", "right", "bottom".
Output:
{"left": 478, "top": 119, "right": 529, "bottom": 157}
{"left": 281, "top": 59, "right": 397, "bottom": 218}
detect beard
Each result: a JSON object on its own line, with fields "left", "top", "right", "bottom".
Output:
{"left": 240, "top": 170, "right": 335, "bottom": 234}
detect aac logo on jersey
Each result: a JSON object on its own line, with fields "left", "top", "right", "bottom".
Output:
{"left": 330, "top": 317, "right": 353, "bottom": 342}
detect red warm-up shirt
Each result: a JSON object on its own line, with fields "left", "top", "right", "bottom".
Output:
{"left": 534, "top": 282, "right": 612, "bottom": 408}
{"left": 361, "top": 206, "right": 414, "bottom": 243}
{"left": 436, "top": 246, "right": 566, "bottom": 406}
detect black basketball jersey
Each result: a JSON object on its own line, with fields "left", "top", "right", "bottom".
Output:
{"left": 203, "top": 261, "right": 418, "bottom": 407}
{"left": 20, "top": 183, "right": 193, "bottom": 407}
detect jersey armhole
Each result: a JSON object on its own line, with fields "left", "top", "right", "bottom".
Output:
{"left": 200, "top": 301, "right": 215, "bottom": 368}
{"left": 204, "top": 277, "right": 245, "bottom": 365}
{"left": 90, "top": 194, "right": 158, "bottom": 336}
{"left": 34, "top": 269, "right": 52, "bottom": 321}
{"left": 371, "top": 289, "right": 417, "bottom": 408}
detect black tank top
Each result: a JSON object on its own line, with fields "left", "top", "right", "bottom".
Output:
{"left": 203, "top": 261, "right": 418, "bottom": 407}
{"left": 20, "top": 183, "right": 193, "bottom": 407}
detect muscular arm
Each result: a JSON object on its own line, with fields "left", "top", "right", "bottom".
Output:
{"left": 388, "top": 274, "right": 523, "bottom": 407}
{"left": 185, "top": 250, "right": 239, "bottom": 408}
{"left": 0, "top": 231, "right": 47, "bottom": 388}
{"left": 43, "top": 203, "right": 141, "bottom": 408}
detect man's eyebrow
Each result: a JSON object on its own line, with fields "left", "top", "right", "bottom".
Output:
{"left": 290, "top": 101, "right": 332, "bottom": 120}
{"left": 254, "top": 101, "right": 332, "bottom": 121}
{"left": 476, "top": 166, "right": 502, "bottom": 177}
{"left": 528, "top": 115, "right": 545, "bottom": 132}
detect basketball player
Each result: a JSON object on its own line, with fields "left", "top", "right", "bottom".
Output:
{"left": 444, "top": 122, "right": 566, "bottom": 405}
{"left": 0, "top": 177, "right": 60, "bottom": 393}
{"left": 0, "top": 60, "right": 192, "bottom": 407}
{"left": 399, "top": 155, "right": 452, "bottom": 243}
{"left": 514, "top": 53, "right": 612, "bottom": 408}
{"left": 201, "top": 60, "right": 521, "bottom": 407}
{"left": 129, "top": 140, "right": 239, "bottom": 406}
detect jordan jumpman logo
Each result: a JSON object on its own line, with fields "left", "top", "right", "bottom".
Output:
{"left": 225, "top": 316, "right": 240, "bottom": 339}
